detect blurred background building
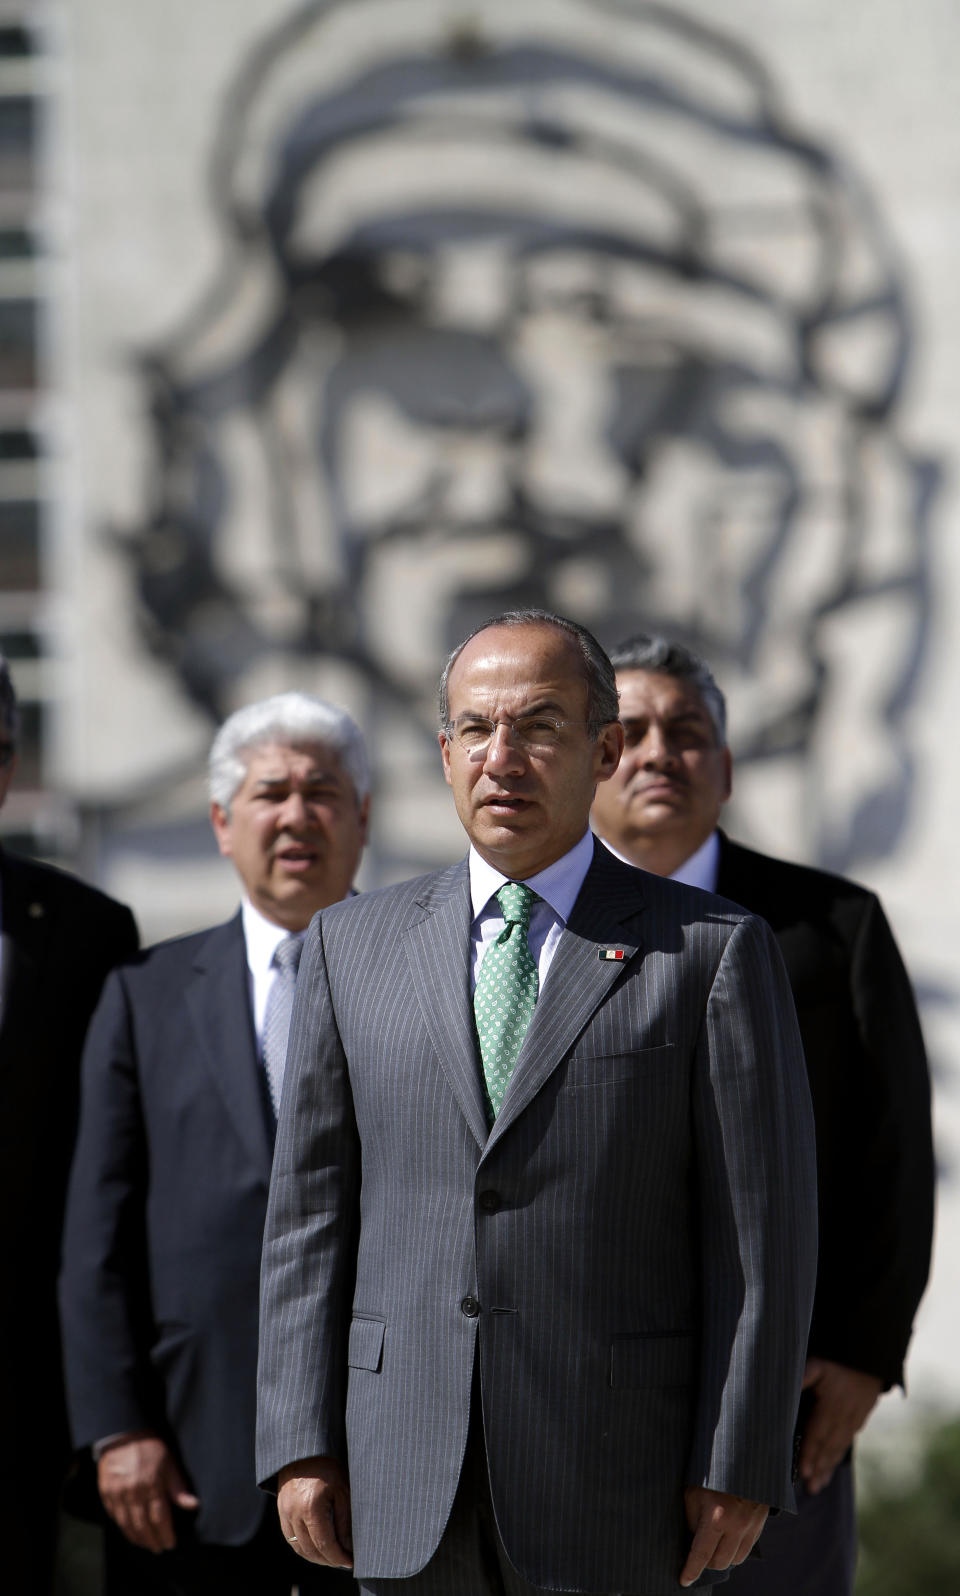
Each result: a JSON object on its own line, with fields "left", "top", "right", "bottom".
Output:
{"left": 4, "top": 0, "right": 958, "bottom": 1545}
{"left": 0, "top": 5, "right": 61, "bottom": 851}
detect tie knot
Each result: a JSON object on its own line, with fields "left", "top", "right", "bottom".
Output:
{"left": 496, "top": 881, "right": 536, "bottom": 930}
{"left": 272, "top": 934, "right": 303, "bottom": 974}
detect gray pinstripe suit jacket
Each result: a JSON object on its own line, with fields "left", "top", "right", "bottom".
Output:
{"left": 257, "top": 842, "right": 817, "bottom": 1593}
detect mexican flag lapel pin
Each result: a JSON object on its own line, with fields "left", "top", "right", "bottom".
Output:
{"left": 598, "top": 947, "right": 625, "bottom": 961}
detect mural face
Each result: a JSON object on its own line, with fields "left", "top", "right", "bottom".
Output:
{"left": 124, "top": 0, "right": 938, "bottom": 872}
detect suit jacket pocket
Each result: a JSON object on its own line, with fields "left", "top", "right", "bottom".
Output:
{"left": 348, "top": 1315, "right": 385, "bottom": 1373}
{"left": 610, "top": 1331, "right": 695, "bottom": 1389}
{"left": 562, "top": 1043, "right": 675, "bottom": 1091}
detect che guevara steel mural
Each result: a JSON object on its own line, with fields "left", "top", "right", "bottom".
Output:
{"left": 121, "top": 0, "right": 938, "bottom": 873}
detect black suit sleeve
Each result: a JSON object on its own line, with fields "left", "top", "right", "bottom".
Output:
{"left": 54, "top": 898, "right": 140, "bottom": 1206}
{"left": 716, "top": 838, "right": 934, "bottom": 1392}
{"left": 0, "top": 860, "right": 139, "bottom": 1455}
{"left": 59, "top": 968, "right": 162, "bottom": 1447}
{"left": 810, "top": 893, "right": 934, "bottom": 1388}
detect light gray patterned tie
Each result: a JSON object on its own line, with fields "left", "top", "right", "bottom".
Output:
{"left": 474, "top": 882, "right": 539, "bottom": 1118}
{"left": 262, "top": 934, "right": 303, "bottom": 1119}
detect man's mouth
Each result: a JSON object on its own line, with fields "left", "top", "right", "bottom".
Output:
{"left": 275, "top": 844, "right": 320, "bottom": 871}
{"left": 481, "top": 793, "right": 531, "bottom": 815}
{"left": 633, "top": 778, "right": 685, "bottom": 800}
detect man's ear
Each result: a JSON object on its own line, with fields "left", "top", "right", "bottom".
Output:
{"left": 721, "top": 745, "right": 733, "bottom": 804}
{"left": 357, "top": 793, "right": 371, "bottom": 846}
{"left": 0, "top": 751, "right": 17, "bottom": 810}
{"left": 438, "top": 730, "right": 454, "bottom": 788}
{"left": 209, "top": 801, "right": 233, "bottom": 859}
{"left": 594, "top": 720, "right": 625, "bottom": 785}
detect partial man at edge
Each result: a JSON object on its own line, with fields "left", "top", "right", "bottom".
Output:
{"left": 59, "top": 693, "right": 367, "bottom": 1595}
{"left": 257, "top": 609, "right": 818, "bottom": 1596}
{"left": 590, "top": 633, "right": 935, "bottom": 1596}
{"left": 0, "top": 654, "right": 139, "bottom": 1595}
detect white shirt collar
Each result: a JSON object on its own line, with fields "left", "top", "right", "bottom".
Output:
{"left": 669, "top": 830, "right": 720, "bottom": 892}
{"left": 240, "top": 897, "right": 304, "bottom": 979}
{"left": 597, "top": 828, "right": 720, "bottom": 893}
{"left": 469, "top": 828, "right": 595, "bottom": 926}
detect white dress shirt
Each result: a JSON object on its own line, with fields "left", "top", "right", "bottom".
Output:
{"left": 667, "top": 829, "right": 720, "bottom": 892}
{"left": 240, "top": 898, "right": 307, "bottom": 1050}
{"left": 598, "top": 828, "right": 720, "bottom": 893}
{"left": 468, "top": 829, "right": 596, "bottom": 992}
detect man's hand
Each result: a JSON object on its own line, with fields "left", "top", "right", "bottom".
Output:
{"left": 680, "top": 1487, "right": 769, "bottom": 1588}
{"left": 277, "top": 1456, "right": 353, "bottom": 1568}
{"left": 799, "top": 1357, "right": 884, "bottom": 1494}
{"left": 97, "top": 1433, "right": 199, "bottom": 1553}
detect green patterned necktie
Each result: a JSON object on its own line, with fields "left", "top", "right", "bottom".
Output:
{"left": 474, "top": 881, "right": 539, "bottom": 1117}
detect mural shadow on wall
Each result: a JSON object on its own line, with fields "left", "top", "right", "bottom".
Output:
{"left": 118, "top": 0, "right": 940, "bottom": 874}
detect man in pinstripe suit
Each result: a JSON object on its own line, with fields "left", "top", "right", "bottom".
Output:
{"left": 257, "top": 610, "right": 818, "bottom": 1595}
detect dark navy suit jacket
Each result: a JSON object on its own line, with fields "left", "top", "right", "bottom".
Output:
{"left": 59, "top": 913, "right": 275, "bottom": 1546}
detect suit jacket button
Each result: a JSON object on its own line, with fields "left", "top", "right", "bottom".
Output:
{"left": 460, "top": 1295, "right": 481, "bottom": 1318}
{"left": 478, "top": 1190, "right": 501, "bottom": 1213}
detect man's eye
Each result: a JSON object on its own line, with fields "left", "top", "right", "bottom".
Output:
{"left": 517, "top": 718, "right": 562, "bottom": 745}
{"left": 458, "top": 721, "right": 493, "bottom": 746}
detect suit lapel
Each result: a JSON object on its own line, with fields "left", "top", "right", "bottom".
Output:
{"left": 403, "top": 861, "right": 490, "bottom": 1151}
{"left": 185, "top": 914, "right": 273, "bottom": 1181}
{"left": 488, "top": 843, "right": 647, "bottom": 1147}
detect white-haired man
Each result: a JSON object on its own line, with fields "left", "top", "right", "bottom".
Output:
{"left": 60, "top": 693, "right": 366, "bottom": 1595}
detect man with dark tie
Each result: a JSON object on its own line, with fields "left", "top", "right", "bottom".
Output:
{"left": 0, "top": 654, "right": 139, "bottom": 1594}
{"left": 257, "top": 609, "right": 818, "bottom": 1596}
{"left": 590, "top": 633, "right": 934, "bottom": 1596}
{"left": 60, "top": 692, "right": 367, "bottom": 1595}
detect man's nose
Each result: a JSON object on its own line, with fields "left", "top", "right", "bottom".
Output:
{"left": 482, "top": 723, "right": 527, "bottom": 773}
{"left": 277, "top": 791, "right": 311, "bottom": 828}
{"left": 640, "top": 726, "right": 676, "bottom": 767}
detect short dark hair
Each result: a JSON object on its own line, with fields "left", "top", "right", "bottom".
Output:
{"left": 438, "top": 609, "right": 620, "bottom": 737}
{"left": 0, "top": 654, "right": 18, "bottom": 767}
{"left": 608, "top": 634, "right": 727, "bottom": 745}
